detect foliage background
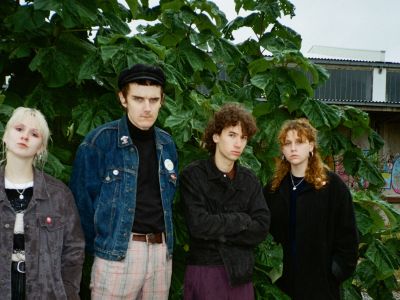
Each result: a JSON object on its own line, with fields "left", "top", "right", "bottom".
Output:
{"left": 1, "top": 0, "right": 399, "bottom": 299}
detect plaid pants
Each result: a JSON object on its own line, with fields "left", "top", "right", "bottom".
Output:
{"left": 91, "top": 234, "right": 172, "bottom": 300}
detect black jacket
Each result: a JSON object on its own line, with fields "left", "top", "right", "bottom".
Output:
{"left": 263, "top": 171, "right": 359, "bottom": 300}
{"left": 180, "top": 158, "right": 270, "bottom": 285}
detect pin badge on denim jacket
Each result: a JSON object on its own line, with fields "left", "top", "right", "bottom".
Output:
{"left": 164, "top": 159, "right": 177, "bottom": 181}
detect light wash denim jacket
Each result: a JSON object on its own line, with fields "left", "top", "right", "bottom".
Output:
{"left": 70, "top": 115, "right": 178, "bottom": 260}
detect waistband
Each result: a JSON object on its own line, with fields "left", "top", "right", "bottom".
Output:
{"left": 132, "top": 232, "right": 164, "bottom": 244}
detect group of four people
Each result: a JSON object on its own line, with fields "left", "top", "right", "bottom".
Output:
{"left": 0, "top": 63, "right": 359, "bottom": 300}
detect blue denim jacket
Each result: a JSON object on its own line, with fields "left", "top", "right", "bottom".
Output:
{"left": 70, "top": 115, "right": 178, "bottom": 260}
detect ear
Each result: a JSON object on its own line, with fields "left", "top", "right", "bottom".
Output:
{"left": 37, "top": 145, "right": 45, "bottom": 156}
{"left": 212, "top": 133, "right": 220, "bottom": 144}
{"left": 160, "top": 93, "right": 165, "bottom": 105}
{"left": 118, "top": 91, "right": 127, "bottom": 108}
{"left": 309, "top": 142, "right": 314, "bottom": 153}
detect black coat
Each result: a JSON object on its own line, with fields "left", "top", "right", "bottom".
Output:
{"left": 181, "top": 158, "right": 270, "bottom": 285}
{"left": 263, "top": 171, "right": 359, "bottom": 300}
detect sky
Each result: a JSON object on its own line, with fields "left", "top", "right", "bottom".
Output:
{"left": 211, "top": 0, "right": 400, "bottom": 63}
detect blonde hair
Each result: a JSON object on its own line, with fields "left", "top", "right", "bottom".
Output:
{"left": 271, "top": 118, "right": 327, "bottom": 191}
{"left": 2, "top": 107, "right": 50, "bottom": 166}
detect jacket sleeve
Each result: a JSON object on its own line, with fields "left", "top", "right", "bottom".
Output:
{"left": 61, "top": 186, "right": 85, "bottom": 300}
{"left": 180, "top": 167, "right": 252, "bottom": 240}
{"left": 224, "top": 182, "right": 270, "bottom": 247}
{"left": 69, "top": 142, "right": 103, "bottom": 254}
{"left": 330, "top": 174, "right": 359, "bottom": 282}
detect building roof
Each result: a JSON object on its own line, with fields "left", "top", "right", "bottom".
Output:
{"left": 309, "top": 57, "right": 400, "bottom": 69}
{"left": 320, "top": 99, "right": 400, "bottom": 112}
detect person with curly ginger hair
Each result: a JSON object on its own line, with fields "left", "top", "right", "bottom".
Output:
{"left": 263, "top": 118, "right": 359, "bottom": 300}
{"left": 180, "top": 103, "right": 270, "bottom": 300}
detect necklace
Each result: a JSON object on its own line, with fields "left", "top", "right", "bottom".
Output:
{"left": 290, "top": 172, "right": 305, "bottom": 191}
{"left": 15, "top": 188, "right": 26, "bottom": 200}
{"left": 5, "top": 178, "right": 32, "bottom": 200}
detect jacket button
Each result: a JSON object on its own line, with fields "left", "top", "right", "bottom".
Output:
{"left": 4, "top": 223, "right": 10, "bottom": 228}
{"left": 105, "top": 176, "right": 110, "bottom": 181}
{"left": 113, "top": 169, "right": 119, "bottom": 175}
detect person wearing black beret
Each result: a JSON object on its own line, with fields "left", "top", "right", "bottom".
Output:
{"left": 70, "top": 63, "right": 178, "bottom": 299}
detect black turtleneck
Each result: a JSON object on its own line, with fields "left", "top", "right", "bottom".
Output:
{"left": 127, "top": 118, "right": 164, "bottom": 234}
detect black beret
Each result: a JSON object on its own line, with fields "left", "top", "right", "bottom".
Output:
{"left": 118, "top": 64, "right": 166, "bottom": 90}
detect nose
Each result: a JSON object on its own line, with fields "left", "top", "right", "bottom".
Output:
{"left": 143, "top": 100, "right": 151, "bottom": 111}
{"left": 21, "top": 133, "right": 29, "bottom": 141}
{"left": 234, "top": 138, "right": 244, "bottom": 148}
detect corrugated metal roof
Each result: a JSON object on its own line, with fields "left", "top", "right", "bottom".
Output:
{"left": 309, "top": 57, "right": 400, "bottom": 69}
{"left": 319, "top": 99, "right": 400, "bottom": 111}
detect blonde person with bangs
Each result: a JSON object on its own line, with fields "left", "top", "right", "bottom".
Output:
{"left": 263, "top": 118, "right": 359, "bottom": 300}
{"left": 0, "top": 107, "right": 84, "bottom": 299}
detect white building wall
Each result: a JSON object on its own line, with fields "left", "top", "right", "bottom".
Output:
{"left": 372, "top": 67, "right": 387, "bottom": 102}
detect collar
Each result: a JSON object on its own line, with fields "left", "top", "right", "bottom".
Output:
{"left": 0, "top": 166, "right": 49, "bottom": 203}
{"left": 118, "top": 115, "right": 166, "bottom": 148}
{"left": 204, "top": 157, "right": 247, "bottom": 191}
{"left": 127, "top": 117, "right": 155, "bottom": 141}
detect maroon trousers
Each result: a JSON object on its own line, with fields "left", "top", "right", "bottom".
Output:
{"left": 183, "top": 265, "right": 254, "bottom": 300}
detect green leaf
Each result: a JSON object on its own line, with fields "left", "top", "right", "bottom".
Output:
{"left": 288, "top": 69, "right": 313, "bottom": 96}
{"left": 250, "top": 73, "right": 273, "bottom": 91}
{"left": 212, "top": 38, "right": 242, "bottom": 66}
{"left": 358, "top": 155, "right": 385, "bottom": 187}
{"left": 365, "top": 239, "right": 398, "bottom": 280}
{"left": 301, "top": 99, "right": 341, "bottom": 129}
{"left": 29, "top": 47, "right": 73, "bottom": 87}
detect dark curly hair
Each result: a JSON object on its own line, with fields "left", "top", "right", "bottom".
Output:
{"left": 202, "top": 103, "right": 258, "bottom": 154}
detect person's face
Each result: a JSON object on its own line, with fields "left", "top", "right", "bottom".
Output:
{"left": 119, "top": 83, "right": 163, "bottom": 130}
{"left": 213, "top": 123, "right": 248, "bottom": 163}
{"left": 282, "top": 129, "right": 314, "bottom": 168}
{"left": 3, "top": 116, "right": 44, "bottom": 160}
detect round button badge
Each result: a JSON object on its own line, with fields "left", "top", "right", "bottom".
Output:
{"left": 164, "top": 159, "right": 174, "bottom": 171}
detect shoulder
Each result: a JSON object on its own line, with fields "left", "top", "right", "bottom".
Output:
{"left": 182, "top": 159, "right": 207, "bottom": 174}
{"left": 237, "top": 165, "right": 259, "bottom": 183}
{"left": 82, "top": 119, "right": 120, "bottom": 145}
{"left": 155, "top": 127, "right": 175, "bottom": 145}
{"left": 326, "top": 170, "right": 348, "bottom": 189}
{"left": 42, "top": 172, "right": 71, "bottom": 194}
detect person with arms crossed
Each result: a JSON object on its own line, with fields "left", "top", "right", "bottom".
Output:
{"left": 263, "top": 118, "right": 359, "bottom": 300}
{"left": 70, "top": 64, "right": 178, "bottom": 299}
{"left": 180, "top": 103, "right": 270, "bottom": 300}
{"left": 0, "top": 107, "right": 84, "bottom": 299}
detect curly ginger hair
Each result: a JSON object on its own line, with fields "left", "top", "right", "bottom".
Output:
{"left": 270, "top": 118, "right": 328, "bottom": 191}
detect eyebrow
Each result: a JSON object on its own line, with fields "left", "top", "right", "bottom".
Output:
{"left": 131, "top": 95, "right": 160, "bottom": 99}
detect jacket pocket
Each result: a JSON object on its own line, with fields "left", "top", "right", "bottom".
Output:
{"left": 219, "top": 244, "right": 254, "bottom": 286}
{"left": 38, "top": 215, "right": 64, "bottom": 254}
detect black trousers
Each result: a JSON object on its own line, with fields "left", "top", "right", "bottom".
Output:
{"left": 11, "top": 261, "right": 25, "bottom": 300}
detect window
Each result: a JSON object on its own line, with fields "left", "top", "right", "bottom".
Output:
{"left": 386, "top": 71, "right": 400, "bottom": 102}
{"left": 315, "top": 68, "right": 373, "bottom": 101}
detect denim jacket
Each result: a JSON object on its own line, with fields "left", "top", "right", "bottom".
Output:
{"left": 0, "top": 167, "right": 85, "bottom": 300}
{"left": 70, "top": 115, "right": 178, "bottom": 260}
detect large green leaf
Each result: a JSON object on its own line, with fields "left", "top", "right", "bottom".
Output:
{"left": 301, "top": 99, "right": 341, "bottom": 129}
{"left": 29, "top": 47, "right": 73, "bottom": 87}
{"left": 365, "top": 239, "right": 398, "bottom": 280}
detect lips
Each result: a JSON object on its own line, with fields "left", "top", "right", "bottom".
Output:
{"left": 17, "top": 143, "right": 28, "bottom": 148}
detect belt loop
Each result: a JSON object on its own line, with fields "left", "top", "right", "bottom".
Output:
{"left": 146, "top": 233, "right": 154, "bottom": 245}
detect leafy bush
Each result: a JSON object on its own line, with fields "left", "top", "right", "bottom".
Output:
{"left": 1, "top": 0, "right": 398, "bottom": 299}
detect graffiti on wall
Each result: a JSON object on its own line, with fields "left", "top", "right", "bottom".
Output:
{"left": 381, "top": 154, "right": 400, "bottom": 194}
{"left": 334, "top": 153, "right": 400, "bottom": 193}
